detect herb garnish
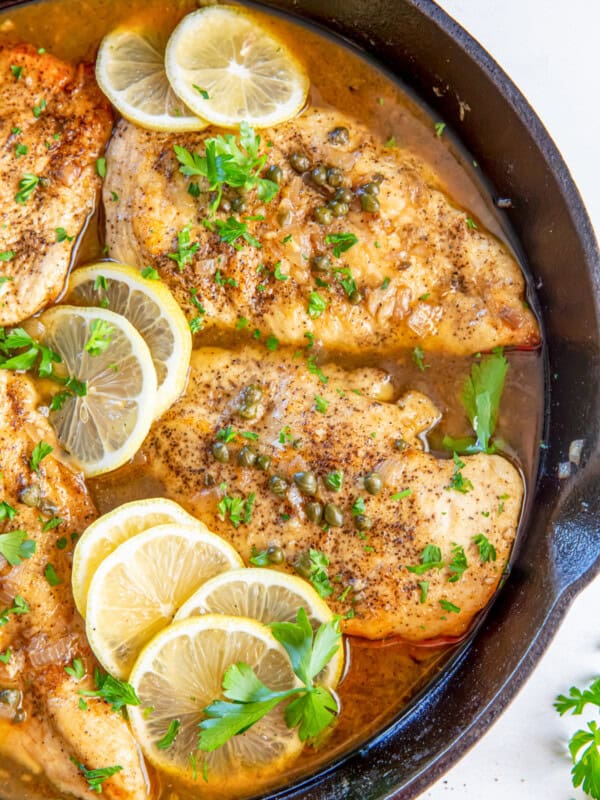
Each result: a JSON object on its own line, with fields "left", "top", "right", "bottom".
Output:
{"left": 447, "top": 452, "right": 473, "bottom": 493}
{"left": 15, "top": 173, "right": 40, "bottom": 204}
{"left": 141, "top": 266, "right": 160, "bottom": 280}
{"left": 439, "top": 599, "right": 460, "bottom": 613}
{"left": 168, "top": 225, "right": 199, "bottom": 270}
{"left": 555, "top": 677, "right": 600, "bottom": 799}
{"left": 217, "top": 485, "right": 255, "bottom": 529}
{"left": 447, "top": 544, "right": 468, "bottom": 583}
{"left": 85, "top": 319, "right": 115, "bottom": 357}
{"left": 0, "top": 251, "right": 15, "bottom": 262}
{"left": 0, "top": 594, "right": 29, "bottom": 626}
{"left": 69, "top": 758, "right": 123, "bottom": 793}
{"left": 306, "top": 355, "right": 328, "bottom": 384}
{"left": 55, "top": 227, "right": 74, "bottom": 243}
{"left": 324, "top": 471, "right": 343, "bottom": 491}
{"left": 307, "top": 291, "right": 328, "bottom": 319}
{"left": 0, "top": 530, "right": 36, "bottom": 565}
{"left": 472, "top": 533, "right": 497, "bottom": 563}
{"left": 157, "top": 719, "right": 181, "bottom": 750}
{"left": 314, "top": 395, "right": 328, "bottom": 413}
{"left": 95, "top": 157, "right": 107, "bottom": 178}
{"left": 173, "top": 122, "right": 278, "bottom": 215}
{"left": 30, "top": 440, "right": 53, "bottom": 472}
{"left": 79, "top": 668, "right": 141, "bottom": 713}
{"left": 198, "top": 609, "right": 340, "bottom": 751}
{"left": 295, "top": 549, "right": 333, "bottom": 599}
{"left": 443, "top": 349, "right": 508, "bottom": 454}
{"left": 406, "top": 544, "right": 444, "bottom": 575}
{"left": 44, "top": 563, "right": 61, "bottom": 586}
{"left": 65, "top": 657, "right": 86, "bottom": 680}
{"left": 325, "top": 232, "right": 358, "bottom": 257}
{"left": 412, "top": 345, "right": 429, "bottom": 372}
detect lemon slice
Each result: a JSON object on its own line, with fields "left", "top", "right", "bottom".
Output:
{"left": 96, "top": 28, "right": 209, "bottom": 132}
{"left": 128, "top": 615, "right": 303, "bottom": 787}
{"left": 67, "top": 263, "right": 191, "bottom": 420}
{"left": 86, "top": 524, "right": 243, "bottom": 679}
{"left": 72, "top": 498, "right": 203, "bottom": 618}
{"left": 35, "top": 306, "right": 157, "bottom": 478}
{"left": 175, "top": 569, "right": 344, "bottom": 690}
{"left": 165, "top": 7, "right": 309, "bottom": 128}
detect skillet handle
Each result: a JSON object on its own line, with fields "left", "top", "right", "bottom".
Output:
{"left": 548, "top": 453, "right": 600, "bottom": 594}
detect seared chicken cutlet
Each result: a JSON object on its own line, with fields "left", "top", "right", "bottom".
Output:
{"left": 140, "top": 348, "right": 523, "bottom": 641}
{"left": 104, "top": 110, "right": 538, "bottom": 355}
{"left": 0, "top": 45, "right": 112, "bottom": 325}
{"left": 0, "top": 373, "right": 150, "bottom": 800}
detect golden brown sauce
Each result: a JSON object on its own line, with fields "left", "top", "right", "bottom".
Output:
{"left": 0, "top": 1, "right": 543, "bottom": 798}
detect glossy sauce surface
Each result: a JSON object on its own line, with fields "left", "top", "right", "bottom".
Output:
{"left": 0, "top": 1, "right": 543, "bottom": 798}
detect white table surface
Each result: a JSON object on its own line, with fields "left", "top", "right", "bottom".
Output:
{"left": 424, "top": 1, "right": 600, "bottom": 798}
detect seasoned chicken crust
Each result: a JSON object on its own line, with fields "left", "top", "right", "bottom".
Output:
{"left": 0, "top": 372, "right": 149, "bottom": 800}
{"left": 104, "top": 109, "right": 539, "bottom": 356}
{"left": 0, "top": 45, "right": 113, "bottom": 326}
{"left": 140, "top": 348, "right": 523, "bottom": 641}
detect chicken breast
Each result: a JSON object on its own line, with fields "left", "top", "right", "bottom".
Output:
{"left": 104, "top": 109, "right": 538, "bottom": 356}
{"left": 0, "top": 372, "right": 150, "bottom": 800}
{"left": 0, "top": 45, "right": 112, "bottom": 326}
{"left": 140, "top": 347, "right": 523, "bottom": 641}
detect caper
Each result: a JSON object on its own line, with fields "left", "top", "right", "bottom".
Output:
{"left": 328, "top": 200, "right": 349, "bottom": 217}
{"left": 277, "top": 207, "right": 292, "bottom": 227}
{"left": 364, "top": 472, "right": 383, "bottom": 495}
{"left": 267, "top": 545, "right": 285, "bottom": 564}
{"left": 256, "top": 454, "right": 271, "bottom": 471}
{"left": 238, "top": 446, "right": 257, "bottom": 468}
{"left": 328, "top": 126, "right": 350, "bottom": 145}
{"left": 334, "top": 187, "right": 354, "bottom": 203}
{"left": 348, "top": 289, "right": 363, "bottom": 305}
{"left": 18, "top": 484, "right": 41, "bottom": 508}
{"left": 311, "top": 254, "right": 332, "bottom": 272}
{"left": 231, "top": 195, "right": 246, "bottom": 213}
{"left": 394, "top": 437, "right": 408, "bottom": 451}
{"left": 373, "top": 172, "right": 385, "bottom": 185}
{"left": 314, "top": 206, "right": 333, "bottom": 225}
{"left": 310, "top": 165, "right": 328, "bottom": 186}
{"left": 289, "top": 151, "right": 310, "bottom": 173}
{"left": 0, "top": 689, "right": 20, "bottom": 708}
{"left": 326, "top": 167, "right": 344, "bottom": 187}
{"left": 238, "top": 384, "right": 262, "bottom": 419}
{"left": 363, "top": 181, "right": 380, "bottom": 196}
{"left": 324, "top": 503, "right": 344, "bottom": 527}
{"left": 212, "top": 442, "right": 230, "bottom": 463}
{"left": 38, "top": 498, "right": 58, "bottom": 517}
{"left": 293, "top": 470, "right": 317, "bottom": 496}
{"left": 294, "top": 551, "right": 312, "bottom": 579}
{"left": 265, "top": 165, "right": 283, "bottom": 184}
{"left": 355, "top": 514, "right": 373, "bottom": 531}
{"left": 305, "top": 501, "right": 323, "bottom": 524}
{"left": 360, "top": 193, "right": 380, "bottom": 213}
{"left": 269, "top": 475, "right": 288, "bottom": 495}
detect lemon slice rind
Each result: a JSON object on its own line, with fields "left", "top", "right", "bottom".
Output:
{"left": 72, "top": 497, "right": 205, "bottom": 618}
{"left": 38, "top": 305, "right": 157, "bottom": 478}
{"left": 66, "top": 262, "right": 192, "bottom": 420}
{"left": 165, "top": 7, "right": 309, "bottom": 129}
{"left": 128, "top": 614, "right": 304, "bottom": 786}
{"left": 96, "top": 28, "right": 209, "bottom": 132}
{"left": 175, "top": 568, "right": 343, "bottom": 690}
{"left": 85, "top": 524, "right": 244, "bottom": 679}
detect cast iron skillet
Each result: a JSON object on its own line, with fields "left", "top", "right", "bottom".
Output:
{"left": 1, "top": 0, "right": 599, "bottom": 798}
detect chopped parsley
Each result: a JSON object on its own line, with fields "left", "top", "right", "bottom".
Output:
{"left": 217, "top": 486, "right": 255, "bottom": 529}
{"left": 439, "top": 599, "right": 460, "bottom": 613}
{"left": 79, "top": 668, "right": 141, "bottom": 713}
{"left": 447, "top": 452, "right": 473, "bottom": 493}
{"left": 168, "top": 225, "right": 199, "bottom": 270}
{"left": 0, "top": 594, "right": 29, "bottom": 626}
{"left": 69, "top": 758, "right": 123, "bottom": 793}
{"left": 15, "top": 142, "right": 28, "bottom": 158}
{"left": 192, "top": 85, "right": 210, "bottom": 99}
{"left": 307, "top": 355, "right": 328, "bottom": 384}
{"left": 391, "top": 488, "right": 412, "bottom": 500}
{"left": 472, "top": 533, "right": 497, "bottom": 563}
{"left": 236, "top": 317, "right": 249, "bottom": 330}
{"left": 10, "top": 64, "right": 23, "bottom": 80}
{"left": 0, "top": 530, "right": 36, "bottom": 565}
{"left": 351, "top": 496, "right": 366, "bottom": 516}
{"left": 412, "top": 345, "right": 429, "bottom": 372}
{"left": 55, "top": 227, "right": 74, "bottom": 243}
{"left": 434, "top": 121, "right": 446, "bottom": 137}
{"left": 95, "top": 157, "right": 107, "bottom": 178}
{"left": 0, "top": 649, "right": 11, "bottom": 664}
{"left": 30, "top": 440, "right": 53, "bottom": 473}
{"left": 307, "top": 291, "right": 328, "bottom": 319}
{"left": 295, "top": 549, "right": 333, "bottom": 599}
{"left": 314, "top": 395, "right": 328, "bottom": 413}
{"left": 85, "top": 319, "right": 115, "bottom": 357}
{"left": 273, "top": 262, "right": 289, "bottom": 281}
{"left": 325, "top": 232, "right": 358, "bottom": 257}
{"left": 206, "top": 216, "right": 261, "bottom": 250}
{"left": 418, "top": 581, "right": 429, "bottom": 604}
{"left": 141, "top": 266, "right": 160, "bottom": 280}
{"left": 44, "top": 563, "right": 61, "bottom": 586}
{"left": 447, "top": 543, "right": 468, "bottom": 583}
{"left": 406, "top": 544, "right": 444, "bottom": 575}
{"left": 0, "top": 251, "right": 15, "bottom": 262}
{"left": 466, "top": 217, "right": 478, "bottom": 230}
{"left": 214, "top": 269, "right": 238, "bottom": 288}
{"left": 265, "top": 335, "right": 279, "bottom": 351}
{"left": 324, "top": 471, "right": 343, "bottom": 492}
{"left": 157, "top": 719, "right": 181, "bottom": 750}
{"left": 189, "top": 287, "right": 206, "bottom": 333}
{"left": 65, "top": 658, "right": 86, "bottom": 681}
{"left": 15, "top": 173, "right": 40, "bottom": 204}
{"left": 32, "top": 98, "right": 46, "bottom": 117}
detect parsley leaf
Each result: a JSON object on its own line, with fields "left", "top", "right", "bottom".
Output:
{"left": 141, "top": 266, "right": 160, "bottom": 280}
{"left": 80, "top": 668, "right": 141, "bottom": 713}
{"left": 168, "top": 225, "right": 199, "bottom": 270}
{"left": 0, "top": 530, "right": 36, "bottom": 565}
{"left": 555, "top": 678, "right": 600, "bottom": 717}
{"left": 569, "top": 722, "right": 600, "bottom": 799}
{"left": 95, "top": 157, "right": 107, "bottom": 178}
{"left": 85, "top": 319, "right": 114, "bottom": 357}
{"left": 314, "top": 395, "right": 328, "bottom": 413}
{"left": 307, "top": 291, "right": 328, "bottom": 319}
{"left": 447, "top": 543, "right": 468, "bottom": 583}
{"left": 44, "top": 563, "right": 61, "bottom": 586}
{"left": 307, "top": 355, "right": 328, "bottom": 384}
{"left": 30, "top": 440, "right": 53, "bottom": 473}
{"left": 217, "top": 487, "right": 255, "bottom": 529}
{"left": 295, "top": 549, "right": 333, "bottom": 598}
{"left": 0, "top": 251, "right": 15, "bottom": 262}
{"left": 0, "top": 594, "right": 29, "bottom": 626}
{"left": 412, "top": 345, "right": 429, "bottom": 372}
{"left": 69, "top": 758, "right": 123, "bottom": 793}
{"left": 325, "top": 232, "right": 358, "bottom": 257}
{"left": 15, "top": 173, "right": 40, "bottom": 204}
{"left": 0, "top": 501, "right": 16, "bottom": 522}
{"left": 324, "top": 470, "right": 343, "bottom": 491}
{"left": 198, "top": 609, "right": 340, "bottom": 752}
{"left": 406, "top": 543, "right": 444, "bottom": 575}
{"left": 65, "top": 657, "right": 86, "bottom": 681}
{"left": 157, "top": 719, "right": 181, "bottom": 750}
{"left": 55, "top": 227, "right": 74, "bottom": 243}
{"left": 472, "top": 533, "right": 497, "bottom": 563}
{"left": 208, "top": 216, "right": 261, "bottom": 250}
{"left": 439, "top": 599, "right": 461, "bottom": 614}
{"left": 447, "top": 452, "right": 473, "bottom": 493}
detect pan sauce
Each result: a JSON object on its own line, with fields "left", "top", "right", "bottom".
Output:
{"left": 0, "top": 1, "right": 543, "bottom": 797}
